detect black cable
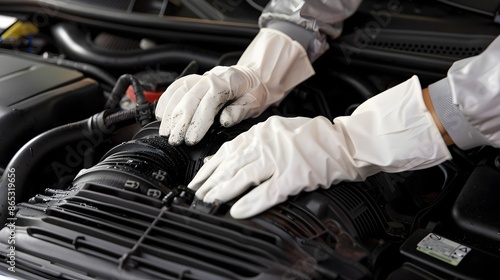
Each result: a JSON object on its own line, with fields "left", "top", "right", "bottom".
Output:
{"left": 105, "top": 74, "right": 147, "bottom": 109}
{"left": 104, "top": 109, "right": 137, "bottom": 126}
{"left": 177, "top": 60, "right": 199, "bottom": 79}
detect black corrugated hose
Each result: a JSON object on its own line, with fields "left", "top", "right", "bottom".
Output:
{"left": 0, "top": 103, "right": 157, "bottom": 225}
{"left": 105, "top": 74, "right": 147, "bottom": 109}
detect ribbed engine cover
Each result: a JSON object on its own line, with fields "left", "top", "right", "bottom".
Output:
{"left": 0, "top": 121, "right": 391, "bottom": 280}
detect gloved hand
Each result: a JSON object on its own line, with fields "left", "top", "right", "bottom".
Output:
{"left": 155, "top": 28, "right": 315, "bottom": 145}
{"left": 188, "top": 76, "right": 452, "bottom": 219}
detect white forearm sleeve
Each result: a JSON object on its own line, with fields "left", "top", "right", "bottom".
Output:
{"left": 333, "top": 75, "right": 452, "bottom": 179}
{"left": 429, "top": 35, "right": 500, "bottom": 150}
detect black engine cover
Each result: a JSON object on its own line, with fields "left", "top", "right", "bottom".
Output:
{"left": 0, "top": 53, "right": 104, "bottom": 167}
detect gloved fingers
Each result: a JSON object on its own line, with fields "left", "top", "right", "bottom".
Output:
{"left": 187, "top": 152, "right": 227, "bottom": 193}
{"left": 188, "top": 130, "right": 257, "bottom": 192}
{"left": 189, "top": 138, "right": 268, "bottom": 200}
{"left": 229, "top": 176, "right": 284, "bottom": 219}
{"left": 157, "top": 75, "right": 203, "bottom": 137}
{"left": 166, "top": 79, "right": 218, "bottom": 145}
{"left": 184, "top": 88, "right": 237, "bottom": 145}
{"left": 155, "top": 76, "right": 192, "bottom": 119}
{"left": 219, "top": 94, "right": 260, "bottom": 127}
{"left": 157, "top": 92, "right": 185, "bottom": 137}
{"left": 190, "top": 150, "right": 258, "bottom": 199}
{"left": 201, "top": 157, "right": 273, "bottom": 204}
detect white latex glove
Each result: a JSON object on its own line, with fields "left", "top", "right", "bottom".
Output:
{"left": 188, "top": 76, "right": 452, "bottom": 219}
{"left": 155, "top": 28, "right": 315, "bottom": 145}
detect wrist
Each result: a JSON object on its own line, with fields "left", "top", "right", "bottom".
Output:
{"left": 428, "top": 77, "right": 492, "bottom": 150}
{"left": 422, "top": 88, "right": 454, "bottom": 146}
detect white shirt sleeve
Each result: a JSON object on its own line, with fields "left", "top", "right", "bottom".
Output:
{"left": 429, "top": 35, "right": 500, "bottom": 150}
{"left": 259, "top": 0, "right": 362, "bottom": 61}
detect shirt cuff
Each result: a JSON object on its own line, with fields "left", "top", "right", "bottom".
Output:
{"left": 428, "top": 78, "right": 492, "bottom": 150}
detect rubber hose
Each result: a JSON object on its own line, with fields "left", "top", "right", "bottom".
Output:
{"left": 52, "top": 23, "right": 221, "bottom": 70}
{"left": 0, "top": 112, "right": 113, "bottom": 225}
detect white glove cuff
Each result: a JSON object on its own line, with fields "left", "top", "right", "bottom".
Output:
{"left": 334, "top": 76, "right": 452, "bottom": 175}
{"left": 237, "top": 28, "right": 315, "bottom": 98}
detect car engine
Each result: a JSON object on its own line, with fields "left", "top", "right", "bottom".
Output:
{"left": 0, "top": 0, "right": 499, "bottom": 279}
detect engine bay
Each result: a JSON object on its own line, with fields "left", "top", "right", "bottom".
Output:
{"left": 0, "top": 1, "right": 500, "bottom": 279}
